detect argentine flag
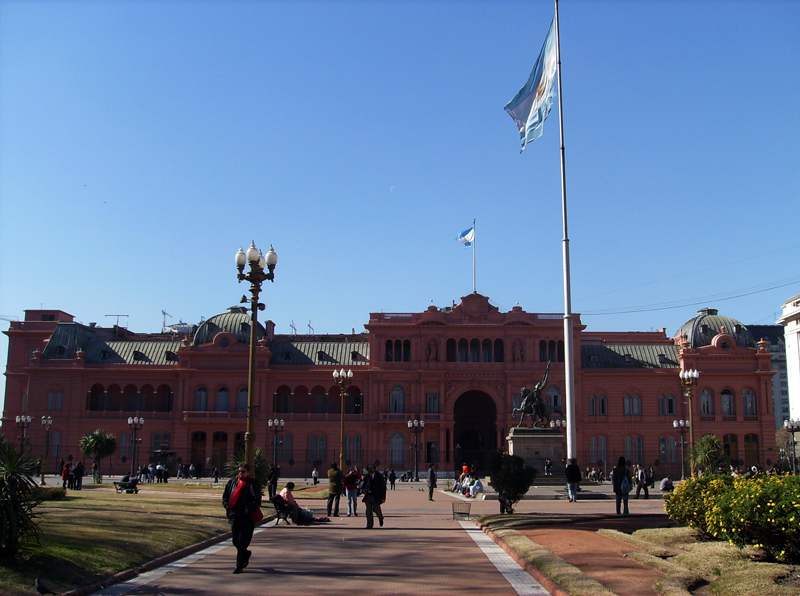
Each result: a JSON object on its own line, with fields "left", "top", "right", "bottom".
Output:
{"left": 504, "top": 16, "right": 558, "bottom": 152}
{"left": 457, "top": 226, "right": 475, "bottom": 248}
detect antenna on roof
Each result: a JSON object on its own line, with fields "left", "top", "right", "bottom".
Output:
{"left": 162, "top": 310, "right": 172, "bottom": 333}
{"left": 105, "top": 314, "right": 128, "bottom": 328}
{"left": 290, "top": 320, "right": 297, "bottom": 336}
{"left": 308, "top": 320, "right": 314, "bottom": 335}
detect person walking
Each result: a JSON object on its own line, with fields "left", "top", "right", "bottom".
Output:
{"left": 635, "top": 464, "right": 649, "bottom": 499}
{"left": 326, "top": 462, "right": 345, "bottom": 517}
{"left": 427, "top": 463, "right": 437, "bottom": 501}
{"left": 311, "top": 467, "right": 319, "bottom": 485}
{"left": 267, "top": 463, "right": 280, "bottom": 500}
{"left": 611, "top": 456, "right": 632, "bottom": 515}
{"left": 389, "top": 469, "right": 396, "bottom": 490}
{"left": 222, "top": 463, "right": 262, "bottom": 574}
{"left": 565, "top": 458, "right": 581, "bottom": 502}
{"left": 361, "top": 463, "right": 386, "bottom": 529}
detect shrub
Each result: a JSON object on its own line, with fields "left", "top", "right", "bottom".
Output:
{"left": 665, "top": 473, "right": 733, "bottom": 534}
{"left": 487, "top": 450, "right": 535, "bottom": 514}
{"left": 706, "top": 474, "right": 800, "bottom": 563}
{"left": 0, "top": 436, "right": 41, "bottom": 558}
{"left": 31, "top": 487, "right": 67, "bottom": 502}
{"left": 224, "top": 447, "right": 269, "bottom": 489}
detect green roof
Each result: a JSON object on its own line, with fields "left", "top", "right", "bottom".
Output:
{"left": 270, "top": 341, "right": 370, "bottom": 366}
{"left": 581, "top": 344, "right": 678, "bottom": 369}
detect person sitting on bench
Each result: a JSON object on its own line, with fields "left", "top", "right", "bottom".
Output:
{"left": 279, "top": 482, "right": 301, "bottom": 523}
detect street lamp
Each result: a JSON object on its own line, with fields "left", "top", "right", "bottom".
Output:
{"left": 407, "top": 419, "right": 425, "bottom": 482}
{"left": 549, "top": 419, "right": 566, "bottom": 430}
{"left": 127, "top": 416, "right": 144, "bottom": 476}
{"left": 333, "top": 368, "right": 353, "bottom": 472}
{"left": 40, "top": 416, "right": 53, "bottom": 485}
{"left": 679, "top": 368, "right": 700, "bottom": 451}
{"left": 236, "top": 241, "right": 278, "bottom": 471}
{"left": 673, "top": 419, "right": 690, "bottom": 480}
{"left": 784, "top": 419, "right": 800, "bottom": 475}
{"left": 15, "top": 415, "right": 31, "bottom": 454}
{"left": 268, "top": 418, "right": 285, "bottom": 465}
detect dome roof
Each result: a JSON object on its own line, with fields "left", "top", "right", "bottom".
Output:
{"left": 675, "top": 307, "right": 754, "bottom": 349}
{"left": 191, "top": 306, "right": 265, "bottom": 346}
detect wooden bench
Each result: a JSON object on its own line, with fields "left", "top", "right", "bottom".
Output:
{"left": 114, "top": 481, "right": 139, "bottom": 494}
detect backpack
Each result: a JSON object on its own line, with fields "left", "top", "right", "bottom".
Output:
{"left": 621, "top": 475, "right": 632, "bottom": 494}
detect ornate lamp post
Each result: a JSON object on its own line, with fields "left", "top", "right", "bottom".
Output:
{"left": 673, "top": 419, "right": 690, "bottom": 480}
{"left": 236, "top": 241, "right": 278, "bottom": 471}
{"left": 679, "top": 368, "right": 700, "bottom": 450}
{"left": 127, "top": 416, "right": 144, "bottom": 476}
{"left": 268, "top": 418, "right": 285, "bottom": 465}
{"left": 784, "top": 419, "right": 800, "bottom": 475}
{"left": 407, "top": 419, "right": 425, "bottom": 481}
{"left": 549, "top": 419, "right": 566, "bottom": 431}
{"left": 40, "top": 416, "right": 53, "bottom": 485}
{"left": 15, "top": 415, "right": 31, "bottom": 454}
{"left": 333, "top": 368, "right": 353, "bottom": 472}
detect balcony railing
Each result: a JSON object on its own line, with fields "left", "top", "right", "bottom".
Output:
{"left": 86, "top": 411, "right": 173, "bottom": 419}
{"left": 183, "top": 411, "right": 247, "bottom": 420}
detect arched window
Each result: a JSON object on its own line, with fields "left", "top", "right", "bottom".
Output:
{"left": 47, "top": 387, "right": 64, "bottom": 411}
{"left": 458, "top": 339, "right": 468, "bottom": 362}
{"left": 470, "top": 339, "right": 480, "bottom": 362}
{"left": 275, "top": 386, "right": 292, "bottom": 414}
{"left": 632, "top": 394, "right": 641, "bottom": 416}
{"left": 394, "top": 340, "right": 402, "bottom": 363}
{"left": 700, "top": 389, "right": 714, "bottom": 416}
{"left": 390, "top": 385, "right": 405, "bottom": 413}
{"left": 237, "top": 387, "right": 248, "bottom": 413}
{"left": 446, "top": 338, "right": 457, "bottom": 362}
{"left": 599, "top": 394, "right": 607, "bottom": 416}
{"left": 623, "top": 394, "right": 632, "bottom": 416}
{"left": 742, "top": 389, "right": 756, "bottom": 415}
{"left": 494, "top": 339, "right": 504, "bottom": 362}
{"left": 195, "top": 387, "right": 208, "bottom": 411}
{"left": 723, "top": 433, "right": 739, "bottom": 464}
{"left": 589, "top": 394, "right": 597, "bottom": 416}
{"left": 88, "top": 384, "right": 105, "bottom": 411}
{"left": 539, "top": 340, "right": 547, "bottom": 363}
{"left": 385, "top": 340, "right": 393, "bottom": 362}
{"left": 216, "top": 387, "right": 229, "bottom": 412}
{"left": 546, "top": 385, "right": 561, "bottom": 410}
{"left": 482, "top": 339, "right": 492, "bottom": 363}
{"left": 389, "top": 432, "right": 405, "bottom": 465}
{"left": 659, "top": 394, "right": 675, "bottom": 416}
{"left": 548, "top": 340, "right": 556, "bottom": 362}
{"left": 721, "top": 390, "right": 735, "bottom": 415}
{"left": 403, "top": 340, "right": 411, "bottom": 362}
{"left": 557, "top": 340, "right": 565, "bottom": 363}
{"left": 744, "top": 433, "right": 759, "bottom": 467}
{"left": 312, "top": 386, "right": 328, "bottom": 414}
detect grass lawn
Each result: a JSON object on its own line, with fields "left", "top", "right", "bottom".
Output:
{"left": 0, "top": 482, "right": 276, "bottom": 596}
{"left": 480, "top": 514, "right": 800, "bottom": 596}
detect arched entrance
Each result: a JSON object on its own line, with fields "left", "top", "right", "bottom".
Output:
{"left": 453, "top": 390, "right": 497, "bottom": 473}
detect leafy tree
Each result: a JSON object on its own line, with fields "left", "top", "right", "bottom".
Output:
{"left": 688, "top": 433, "right": 729, "bottom": 475}
{"left": 487, "top": 450, "right": 536, "bottom": 514}
{"left": 78, "top": 430, "right": 117, "bottom": 482}
{"left": 0, "top": 433, "right": 41, "bottom": 558}
{"left": 224, "top": 447, "right": 269, "bottom": 489}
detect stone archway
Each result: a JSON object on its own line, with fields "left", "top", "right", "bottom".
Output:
{"left": 453, "top": 390, "right": 497, "bottom": 473}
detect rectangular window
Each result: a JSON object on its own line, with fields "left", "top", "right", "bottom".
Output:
{"left": 426, "top": 393, "right": 439, "bottom": 414}
{"left": 632, "top": 397, "right": 641, "bottom": 416}
{"left": 590, "top": 437, "right": 598, "bottom": 462}
{"left": 47, "top": 391, "right": 54, "bottom": 410}
{"left": 56, "top": 391, "right": 63, "bottom": 410}
{"left": 152, "top": 433, "right": 161, "bottom": 453}
{"left": 624, "top": 398, "right": 631, "bottom": 416}
{"left": 52, "top": 431, "right": 61, "bottom": 457}
{"left": 314, "top": 395, "right": 327, "bottom": 414}
{"left": 308, "top": 435, "right": 317, "bottom": 461}
{"left": 599, "top": 437, "right": 607, "bottom": 464}
{"left": 161, "top": 433, "right": 170, "bottom": 449}
{"left": 426, "top": 441, "right": 439, "bottom": 464}
{"left": 276, "top": 434, "right": 292, "bottom": 462}
{"left": 589, "top": 396, "right": 596, "bottom": 416}
{"left": 635, "top": 436, "right": 643, "bottom": 463}
{"left": 345, "top": 435, "right": 361, "bottom": 462}
{"left": 625, "top": 437, "right": 633, "bottom": 461}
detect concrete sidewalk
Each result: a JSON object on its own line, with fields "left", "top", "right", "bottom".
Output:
{"left": 93, "top": 481, "right": 669, "bottom": 596}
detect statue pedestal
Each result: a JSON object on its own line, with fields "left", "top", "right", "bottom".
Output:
{"left": 507, "top": 427, "right": 565, "bottom": 475}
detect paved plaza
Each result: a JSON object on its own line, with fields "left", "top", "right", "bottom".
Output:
{"left": 87, "top": 479, "right": 668, "bottom": 596}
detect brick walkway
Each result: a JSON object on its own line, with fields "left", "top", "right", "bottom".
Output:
{"left": 94, "top": 480, "right": 669, "bottom": 596}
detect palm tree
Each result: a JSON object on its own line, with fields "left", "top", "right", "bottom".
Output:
{"left": 0, "top": 433, "right": 40, "bottom": 558}
{"left": 78, "top": 430, "right": 117, "bottom": 482}
{"left": 688, "top": 433, "right": 729, "bottom": 475}
{"left": 224, "top": 447, "right": 269, "bottom": 488}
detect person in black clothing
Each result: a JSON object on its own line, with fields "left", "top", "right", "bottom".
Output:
{"left": 427, "top": 463, "right": 437, "bottom": 501}
{"left": 222, "top": 463, "right": 262, "bottom": 574}
{"left": 267, "top": 463, "right": 280, "bottom": 499}
{"left": 565, "top": 458, "right": 581, "bottom": 502}
{"left": 360, "top": 464, "right": 386, "bottom": 529}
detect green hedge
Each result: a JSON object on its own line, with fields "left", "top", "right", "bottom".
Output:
{"left": 666, "top": 473, "right": 800, "bottom": 563}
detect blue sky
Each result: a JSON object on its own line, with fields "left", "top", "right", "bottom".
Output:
{"left": 2, "top": 1, "right": 799, "bottom": 411}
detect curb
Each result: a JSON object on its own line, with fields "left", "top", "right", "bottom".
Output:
{"left": 476, "top": 520, "right": 570, "bottom": 596}
{"left": 60, "top": 516, "right": 275, "bottom": 596}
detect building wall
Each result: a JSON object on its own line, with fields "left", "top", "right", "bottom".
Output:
{"left": 2, "top": 297, "right": 778, "bottom": 479}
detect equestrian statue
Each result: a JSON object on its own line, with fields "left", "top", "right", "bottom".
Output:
{"left": 513, "top": 360, "right": 551, "bottom": 428}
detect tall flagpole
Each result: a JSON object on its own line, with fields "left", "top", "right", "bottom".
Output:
{"left": 472, "top": 218, "right": 476, "bottom": 293}
{"left": 554, "top": 0, "right": 577, "bottom": 460}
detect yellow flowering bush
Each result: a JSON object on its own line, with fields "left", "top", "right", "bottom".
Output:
{"left": 665, "top": 473, "right": 733, "bottom": 535}
{"left": 705, "top": 474, "right": 800, "bottom": 563}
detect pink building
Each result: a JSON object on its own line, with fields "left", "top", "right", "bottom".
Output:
{"left": 2, "top": 294, "right": 776, "bottom": 478}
